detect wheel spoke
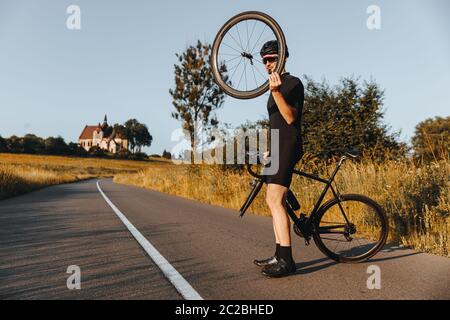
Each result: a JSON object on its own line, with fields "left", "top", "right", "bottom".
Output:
{"left": 247, "top": 20, "right": 258, "bottom": 53}
{"left": 219, "top": 53, "right": 241, "bottom": 57}
{"left": 251, "top": 34, "right": 274, "bottom": 56}
{"left": 253, "top": 57, "right": 264, "bottom": 65}
{"left": 220, "top": 55, "right": 242, "bottom": 64}
{"left": 225, "top": 59, "right": 243, "bottom": 73}
{"left": 253, "top": 64, "right": 268, "bottom": 82}
{"left": 221, "top": 41, "right": 242, "bottom": 55}
{"left": 237, "top": 58, "right": 248, "bottom": 90}
{"left": 227, "top": 28, "right": 245, "bottom": 52}
{"left": 333, "top": 237, "right": 341, "bottom": 253}
{"left": 320, "top": 236, "right": 348, "bottom": 243}
{"left": 344, "top": 240, "right": 352, "bottom": 256}
{"left": 250, "top": 23, "right": 267, "bottom": 55}
{"left": 355, "top": 238, "right": 364, "bottom": 250}
{"left": 235, "top": 23, "right": 245, "bottom": 53}
{"left": 245, "top": 20, "right": 250, "bottom": 52}
{"left": 251, "top": 64, "right": 259, "bottom": 88}
{"left": 243, "top": 58, "right": 248, "bottom": 91}
{"left": 229, "top": 57, "right": 244, "bottom": 83}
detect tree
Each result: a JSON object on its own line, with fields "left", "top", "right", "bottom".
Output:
{"left": 238, "top": 76, "right": 407, "bottom": 161}
{"left": 301, "top": 76, "right": 406, "bottom": 160}
{"left": 135, "top": 123, "right": 152, "bottom": 152}
{"left": 68, "top": 142, "right": 87, "bottom": 156}
{"left": 123, "top": 119, "right": 139, "bottom": 153}
{"left": 162, "top": 149, "right": 172, "bottom": 159}
{"left": 113, "top": 123, "right": 127, "bottom": 140}
{"left": 412, "top": 116, "right": 450, "bottom": 162}
{"left": 88, "top": 146, "right": 105, "bottom": 157}
{"left": 44, "top": 136, "right": 70, "bottom": 155}
{"left": 114, "top": 148, "right": 131, "bottom": 159}
{"left": 6, "top": 135, "right": 22, "bottom": 153}
{"left": 0, "top": 135, "right": 7, "bottom": 152}
{"left": 21, "top": 134, "right": 45, "bottom": 154}
{"left": 169, "top": 40, "right": 227, "bottom": 154}
{"left": 122, "top": 119, "right": 152, "bottom": 153}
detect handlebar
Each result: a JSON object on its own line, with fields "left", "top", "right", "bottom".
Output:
{"left": 244, "top": 151, "right": 268, "bottom": 180}
{"left": 247, "top": 163, "right": 264, "bottom": 180}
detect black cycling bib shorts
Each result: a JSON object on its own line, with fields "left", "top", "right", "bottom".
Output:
{"left": 264, "top": 72, "right": 304, "bottom": 188}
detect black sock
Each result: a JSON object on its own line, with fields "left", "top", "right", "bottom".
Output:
{"left": 275, "top": 243, "right": 280, "bottom": 258}
{"left": 279, "top": 246, "right": 294, "bottom": 265}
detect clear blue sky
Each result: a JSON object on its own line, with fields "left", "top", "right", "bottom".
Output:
{"left": 1, "top": 0, "right": 449, "bottom": 154}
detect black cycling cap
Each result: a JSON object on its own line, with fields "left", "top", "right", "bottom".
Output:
{"left": 260, "top": 40, "right": 289, "bottom": 58}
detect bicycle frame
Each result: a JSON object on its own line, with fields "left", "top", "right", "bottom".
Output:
{"left": 239, "top": 155, "right": 352, "bottom": 241}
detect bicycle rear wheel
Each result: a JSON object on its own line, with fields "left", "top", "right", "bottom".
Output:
{"left": 313, "top": 194, "right": 388, "bottom": 263}
{"left": 211, "top": 11, "right": 287, "bottom": 99}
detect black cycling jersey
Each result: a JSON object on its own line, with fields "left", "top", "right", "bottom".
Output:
{"left": 267, "top": 73, "right": 304, "bottom": 142}
{"left": 265, "top": 72, "right": 304, "bottom": 188}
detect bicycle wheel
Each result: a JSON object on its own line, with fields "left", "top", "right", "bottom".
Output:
{"left": 313, "top": 194, "right": 388, "bottom": 263}
{"left": 211, "top": 11, "right": 287, "bottom": 99}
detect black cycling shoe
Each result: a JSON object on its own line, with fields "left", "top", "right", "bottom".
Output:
{"left": 261, "top": 258, "right": 296, "bottom": 278}
{"left": 253, "top": 255, "right": 278, "bottom": 267}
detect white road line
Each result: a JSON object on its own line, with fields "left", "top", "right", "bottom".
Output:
{"left": 96, "top": 180, "right": 203, "bottom": 300}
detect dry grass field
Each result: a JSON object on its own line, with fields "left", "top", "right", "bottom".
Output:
{"left": 0, "top": 153, "right": 168, "bottom": 200}
{"left": 1, "top": 152, "right": 448, "bottom": 257}
{"left": 114, "top": 157, "right": 450, "bottom": 257}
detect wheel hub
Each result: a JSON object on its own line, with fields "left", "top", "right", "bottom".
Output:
{"left": 344, "top": 223, "right": 357, "bottom": 241}
{"left": 346, "top": 223, "right": 357, "bottom": 234}
{"left": 241, "top": 52, "right": 254, "bottom": 65}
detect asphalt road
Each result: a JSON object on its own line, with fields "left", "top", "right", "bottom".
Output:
{"left": 0, "top": 179, "right": 449, "bottom": 299}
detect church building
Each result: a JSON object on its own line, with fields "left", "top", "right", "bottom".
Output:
{"left": 78, "top": 115, "right": 128, "bottom": 153}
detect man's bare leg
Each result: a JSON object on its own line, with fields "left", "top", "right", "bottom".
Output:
{"left": 262, "top": 183, "right": 296, "bottom": 277}
{"left": 266, "top": 184, "right": 291, "bottom": 246}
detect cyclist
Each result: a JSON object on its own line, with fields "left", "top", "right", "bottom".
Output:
{"left": 254, "top": 40, "right": 304, "bottom": 277}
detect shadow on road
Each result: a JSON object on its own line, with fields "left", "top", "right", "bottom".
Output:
{"left": 286, "top": 244, "right": 423, "bottom": 277}
{"left": 367, "top": 244, "right": 422, "bottom": 263}
{"left": 295, "top": 257, "right": 337, "bottom": 275}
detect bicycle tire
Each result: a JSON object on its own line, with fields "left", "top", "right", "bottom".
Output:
{"left": 211, "top": 11, "right": 287, "bottom": 99}
{"left": 312, "top": 194, "right": 389, "bottom": 263}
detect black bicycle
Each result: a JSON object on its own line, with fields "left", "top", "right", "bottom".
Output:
{"left": 211, "top": 11, "right": 287, "bottom": 99}
{"left": 239, "top": 150, "right": 389, "bottom": 263}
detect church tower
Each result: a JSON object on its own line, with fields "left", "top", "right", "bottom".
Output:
{"left": 101, "top": 114, "right": 108, "bottom": 129}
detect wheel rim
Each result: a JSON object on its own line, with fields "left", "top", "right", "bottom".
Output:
{"left": 316, "top": 199, "right": 387, "bottom": 261}
{"left": 211, "top": 12, "right": 286, "bottom": 99}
